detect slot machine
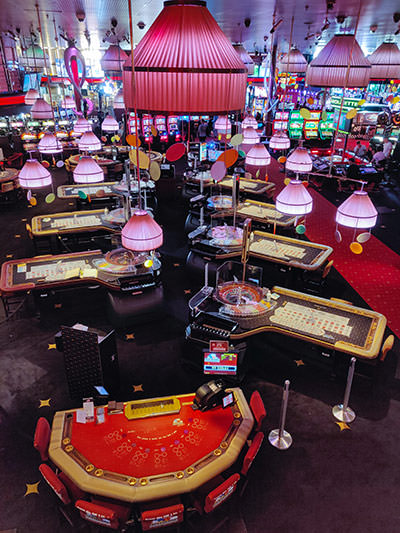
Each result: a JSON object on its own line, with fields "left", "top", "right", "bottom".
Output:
{"left": 288, "top": 110, "right": 304, "bottom": 139}
{"left": 319, "top": 112, "right": 336, "bottom": 140}
{"left": 155, "top": 116, "right": 168, "bottom": 141}
{"left": 128, "top": 112, "right": 141, "bottom": 137}
{"left": 142, "top": 114, "right": 153, "bottom": 144}
{"left": 168, "top": 116, "right": 181, "bottom": 141}
{"left": 303, "top": 110, "right": 321, "bottom": 140}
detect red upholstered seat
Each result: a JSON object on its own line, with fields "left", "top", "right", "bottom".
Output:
{"left": 58, "top": 471, "right": 87, "bottom": 502}
{"left": 33, "top": 417, "right": 51, "bottom": 461}
{"left": 76, "top": 497, "right": 132, "bottom": 530}
{"left": 241, "top": 431, "right": 264, "bottom": 477}
{"left": 39, "top": 464, "right": 71, "bottom": 505}
{"left": 249, "top": 391, "right": 266, "bottom": 432}
{"left": 203, "top": 473, "right": 240, "bottom": 514}
{"left": 139, "top": 497, "right": 184, "bottom": 530}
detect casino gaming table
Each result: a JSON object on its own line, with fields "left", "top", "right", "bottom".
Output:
{"left": 187, "top": 285, "right": 386, "bottom": 360}
{"left": 57, "top": 183, "right": 120, "bottom": 200}
{"left": 212, "top": 199, "right": 297, "bottom": 228}
{"left": 67, "top": 154, "right": 116, "bottom": 169}
{"left": 217, "top": 176, "right": 276, "bottom": 198}
{"left": 49, "top": 389, "right": 253, "bottom": 502}
{"left": 189, "top": 229, "right": 333, "bottom": 272}
{"left": 0, "top": 249, "right": 161, "bottom": 294}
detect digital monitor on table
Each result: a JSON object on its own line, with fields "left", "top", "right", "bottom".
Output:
{"left": 203, "top": 351, "right": 238, "bottom": 376}
{"left": 208, "top": 149, "right": 223, "bottom": 162}
{"left": 199, "top": 143, "right": 207, "bottom": 162}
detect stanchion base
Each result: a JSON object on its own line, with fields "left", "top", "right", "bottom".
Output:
{"left": 332, "top": 404, "right": 356, "bottom": 423}
{"left": 268, "top": 429, "right": 293, "bottom": 450}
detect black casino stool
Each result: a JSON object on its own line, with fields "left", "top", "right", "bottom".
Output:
{"left": 106, "top": 285, "right": 165, "bottom": 330}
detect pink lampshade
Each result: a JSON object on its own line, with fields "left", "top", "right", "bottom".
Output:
{"left": 214, "top": 116, "right": 232, "bottom": 134}
{"left": 306, "top": 34, "right": 371, "bottom": 88}
{"left": 241, "top": 127, "right": 259, "bottom": 154}
{"left": 61, "top": 96, "right": 76, "bottom": 109}
{"left": 102, "top": 116, "right": 119, "bottom": 132}
{"left": 276, "top": 179, "right": 313, "bottom": 215}
{"left": 73, "top": 156, "right": 104, "bottom": 184}
{"left": 123, "top": 0, "right": 247, "bottom": 114}
{"left": 122, "top": 210, "right": 164, "bottom": 251}
{"left": 368, "top": 42, "right": 400, "bottom": 80}
{"left": 245, "top": 143, "right": 271, "bottom": 166}
{"left": 73, "top": 118, "right": 92, "bottom": 134}
{"left": 242, "top": 115, "right": 258, "bottom": 129}
{"left": 101, "top": 45, "right": 128, "bottom": 72}
{"left": 286, "top": 147, "right": 313, "bottom": 174}
{"left": 336, "top": 190, "right": 377, "bottom": 229}
{"left": 31, "top": 98, "right": 53, "bottom": 119}
{"left": 278, "top": 48, "right": 308, "bottom": 74}
{"left": 38, "top": 132, "right": 63, "bottom": 154}
{"left": 78, "top": 131, "right": 102, "bottom": 151}
{"left": 24, "top": 88, "right": 39, "bottom": 105}
{"left": 269, "top": 132, "right": 291, "bottom": 151}
{"left": 233, "top": 44, "right": 254, "bottom": 75}
{"left": 18, "top": 159, "right": 52, "bottom": 189}
{"left": 113, "top": 89, "right": 125, "bottom": 110}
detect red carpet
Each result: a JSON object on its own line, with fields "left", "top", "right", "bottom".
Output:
{"left": 268, "top": 159, "right": 400, "bottom": 338}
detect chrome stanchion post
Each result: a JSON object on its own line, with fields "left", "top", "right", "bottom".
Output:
{"left": 269, "top": 380, "right": 293, "bottom": 450}
{"left": 332, "top": 357, "right": 356, "bottom": 423}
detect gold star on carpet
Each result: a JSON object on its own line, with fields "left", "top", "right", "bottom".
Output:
{"left": 294, "top": 359, "right": 305, "bottom": 367}
{"left": 173, "top": 263, "right": 180, "bottom": 267}
{"left": 48, "top": 344, "right": 56, "bottom": 350}
{"left": 54, "top": 303, "right": 62, "bottom": 309}
{"left": 133, "top": 384, "right": 143, "bottom": 392}
{"left": 24, "top": 481, "right": 40, "bottom": 496}
{"left": 6, "top": 254, "right": 13, "bottom": 258}
{"left": 21, "top": 218, "right": 27, "bottom": 222}
{"left": 335, "top": 422, "right": 351, "bottom": 431}
{"left": 125, "top": 333, "right": 135, "bottom": 340}
{"left": 68, "top": 202, "right": 74, "bottom": 206}
{"left": 39, "top": 398, "right": 51, "bottom": 408}
{"left": 14, "top": 234, "right": 21, "bottom": 238}
{"left": 184, "top": 289, "right": 191, "bottom": 294}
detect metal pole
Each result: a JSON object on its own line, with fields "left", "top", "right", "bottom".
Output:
{"left": 332, "top": 357, "right": 356, "bottom": 423}
{"left": 269, "top": 379, "right": 293, "bottom": 449}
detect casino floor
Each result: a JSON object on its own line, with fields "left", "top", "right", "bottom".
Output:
{"left": 1, "top": 163, "right": 400, "bottom": 533}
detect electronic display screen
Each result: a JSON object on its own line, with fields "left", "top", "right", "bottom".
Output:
{"left": 275, "top": 112, "right": 282, "bottom": 120}
{"left": 208, "top": 149, "right": 223, "bottom": 162}
{"left": 0, "top": 122, "right": 7, "bottom": 128}
{"left": 199, "top": 143, "right": 207, "bottom": 162}
{"left": 94, "top": 385, "right": 109, "bottom": 396}
{"left": 11, "top": 121, "right": 24, "bottom": 127}
{"left": 203, "top": 351, "right": 238, "bottom": 376}
{"left": 282, "top": 112, "right": 290, "bottom": 120}
{"left": 222, "top": 392, "right": 234, "bottom": 408}
{"left": 309, "top": 111, "right": 321, "bottom": 120}
{"left": 27, "top": 121, "right": 40, "bottom": 127}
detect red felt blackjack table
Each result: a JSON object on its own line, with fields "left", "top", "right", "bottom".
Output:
{"left": 49, "top": 388, "right": 254, "bottom": 502}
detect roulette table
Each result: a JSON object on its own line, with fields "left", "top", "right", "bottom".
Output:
{"left": 187, "top": 285, "right": 387, "bottom": 360}
{"left": 31, "top": 209, "right": 124, "bottom": 237}
{"left": 0, "top": 168, "right": 19, "bottom": 184}
{"left": 0, "top": 249, "right": 161, "bottom": 293}
{"left": 67, "top": 155, "right": 116, "bottom": 169}
{"left": 208, "top": 226, "right": 243, "bottom": 248}
{"left": 207, "top": 195, "right": 233, "bottom": 210}
{"left": 48, "top": 389, "right": 253, "bottom": 502}
{"left": 217, "top": 176, "right": 276, "bottom": 198}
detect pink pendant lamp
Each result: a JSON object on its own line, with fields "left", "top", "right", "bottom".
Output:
{"left": 73, "top": 156, "right": 104, "bottom": 184}
{"left": 123, "top": 0, "right": 247, "bottom": 114}
{"left": 24, "top": 88, "right": 39, "bottom": 105}
{"left": 306, "top": 34, "right": 371, "bottom": 87}
{"left": 101, "top": 45, "right": 128, "bottom": 72}
{"left": 73, "top": 118, "right": 92, "bottom": 134}
{"left": 276, "top": 180, "right": 313, "bottom": 215}
{"left": 285, "top": 147, "right": 313, "bottom": 173}
{"left": 241, "top": 127, "right": 259, "bottom": 154}
{"left": 233, "top": 44, "right": 254, "bottom": 75}
{"left": 18, "top": 159, "right": 52, "bottom": 188}
{"left": 278, "top": 48, "right": 308, "bottom": 73}
{"left": 102, "top": 115, "right": 119, "bottom": 132}
{"left": 214, "top": 116, "right": 232, "bottom": 135}
{"left": 78, "top": 131, "right": 102, "bottom": 151}
{"left": 336, "top": 190, "right": 377, "bottom": 229}
{"left": 31, "top": 98, "right": 53, "bottom": 119}
{"left": 245, "top": 143, "right": 271, "bottom": 178}
{"left": 122, "top": 210, "right": 163, "bottom": 251}
{"left": 368, "top": 42, "right": 400, "bottom": 80}
{"left": 38, "top": 132, "right": 63, "bottom": 154}
{"left": 269, "top": 132, "right": 291, "bottom": 150}
{"left": 242, "top": 115, "right": 258, "bottom": 129}
{"left": 113, "top": 89, "right": 125, "bottom": 110}
{"left": 61, "top": 95, "right": 76, "bottom": 109}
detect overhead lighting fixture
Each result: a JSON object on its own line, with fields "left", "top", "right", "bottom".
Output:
{"left": 122, "top": 210, "right": 163, "bottom": 251}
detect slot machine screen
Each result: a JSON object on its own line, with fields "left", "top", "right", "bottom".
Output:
{"left": 203, "top": 351, "right": 238, "bottom": 376}
{"left": 208, "top": 149, "right": 223, "bottom": 162}
{"left": 275, "top": 112, "right": 282, "bottom": 120}
{"left": 199, "top": 143, "right": 207, "bottom": 162}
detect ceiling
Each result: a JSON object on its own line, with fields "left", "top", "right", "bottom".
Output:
{"left": 1, "top": 0, "right": 400, "bottom": 63}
